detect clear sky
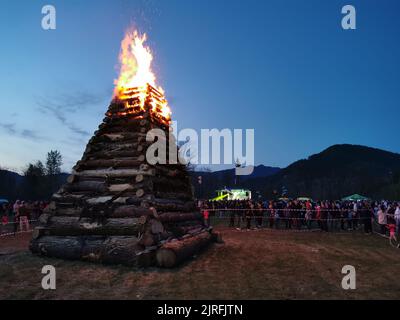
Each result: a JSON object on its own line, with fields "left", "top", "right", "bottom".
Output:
{"left": 0, "top": 0, "right": 399, "bottom": 173}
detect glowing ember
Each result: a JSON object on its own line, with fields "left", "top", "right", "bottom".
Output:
{"left": 114, "top": 29, "right": 171, "bottom": 120}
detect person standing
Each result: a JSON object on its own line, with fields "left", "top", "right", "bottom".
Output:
{"left": 202, "top": 205, "right": 210, "bottom": 227}
{"left": 13, "top": 200, "right": 21, "bottom": 232}
{"left": 284, "top": 202, "right": 292, "bottom": 229}
{"left": 353, "top": 201, "right": 359, "bottom": 229}
{"left": 394, "top": 203, "right": 400, "bottom": 234}
{"left": 268, "top": 202, "right": 275, "bottom": 229}
{"left": 347, "top": 205, "right": 354, "bottom": 231}
{"left": 361, "top": 204, "right": 373, "bottom": 234}
{"left": 378, "top": 205, "right": 387, "bottom": 235}
{"left": 305, "top": 200, "right": 312, "bottom": 229}
{"left": 387, "top": 213, "right": 397, "bottom": 243}
{"left": 245, "top": 202, "right": 253, "bottom": 230}
{"left": 255, "top": 202, "right": 263, "bottom": 228}
{"left": 320, "top": 202, "right": 329, "bottom": 232}
{"left": 340, "top": 205, "right": 346, "bottom": 231}
{"left": 18, "top": 201, "right": 30, "bottom": 232}
{"left": 315, "top": 202, "right": 322, "bottom": 229}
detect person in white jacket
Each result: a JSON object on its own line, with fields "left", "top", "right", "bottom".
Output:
{"left": 394, "top": 203, "right": 400, "bottom": 234}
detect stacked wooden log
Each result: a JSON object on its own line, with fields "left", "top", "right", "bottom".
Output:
{"left": 30, "top": 84, "right": 220, "bottom": 267}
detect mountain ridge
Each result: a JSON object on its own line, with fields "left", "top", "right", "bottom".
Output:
{"left": 2, "top": 144, "right": 400, "bottom": 200}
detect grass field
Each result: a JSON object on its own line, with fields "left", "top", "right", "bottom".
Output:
{"left": 0, "top": 227, "right": 399, "bottom": 300}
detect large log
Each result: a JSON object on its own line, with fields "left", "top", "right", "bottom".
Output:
{"left": 52, "top": 193, "right": 85, "bottom": 204}
{"left": 84, "top": 150, "right": 145, "bottom": 160}
{"left": 30, "top": 236, "right": 83, "bottom": 260}
{"left": 100, "top": 132, "right": 147, "bottom": 141}
{"left": 156, "top": 231, "right": 213, "bottom": 268}
{"left": 30, "top": 235, "right": 142, "bottom": 266}
{"left": 76, "top": 158, "right": 147, "bottom": 170}
{"left": 46, "top": 216, "right": 146, "bottom": 236}
{"left": 111, "top": 205, "right": 157, "bottom": 218}
{"left": 108, "top": 181, "right": 153, "bottom": 194}
{"left": 63, "top": 181, "right": 108, "bottom": 193}
{"left": 53, "top": 207, "right": 84, "bottom": 216}
{"left": 85, "top": 236, "right": 141, "bottom": 265}
{"left": 73, "top": 168, "right": 156, "bottom": 178}
{"left": 87, "top": 142, "right": 142, "bottom": 153}
{"left": 92, "top": 134, "right": 146, "bottom": 145}
{"left": 108, "top": 183, "right": 135, "bottom": 193}
{"left": 114, "top": 194, "right": 154, "bottom": 205}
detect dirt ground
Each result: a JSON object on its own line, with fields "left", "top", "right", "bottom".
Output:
{"left": 0, "top": 227, "right": 399, "bottom": 300}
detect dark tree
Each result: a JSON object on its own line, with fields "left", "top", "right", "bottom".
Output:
{"left": 46, "top": 150, "right": 63, "bottom": 176}
{"left": 22, "top": 161, "right": 46, "bottom": 200}
{"left": 26, "top": 161, "right": 46, "bottom": 177}
{"left": 45, "top": 150, "right": 63, "bottom": 195}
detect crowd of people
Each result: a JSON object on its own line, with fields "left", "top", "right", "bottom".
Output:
{"left": 2, "top": 197, "right": 400, "bottom": 243}
{"left": 200, "top": 199, "right": 400, "bottom": 240}
{"left": 0, "top": 200, "right": 48, "bottom": 235}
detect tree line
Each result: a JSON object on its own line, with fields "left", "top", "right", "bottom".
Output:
{"left": 0, "top": 150, "right": 65, "bottom": 201}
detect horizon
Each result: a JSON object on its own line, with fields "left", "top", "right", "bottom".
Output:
{"left": 1, "top": 0, "right": 400, "bottom": 172}
{"left": 2, "top": 142, "right": 400, "bottom": 175}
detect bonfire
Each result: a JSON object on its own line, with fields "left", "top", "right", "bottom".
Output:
{"left": 30, "top": 29, "right": 220, "bottom": 268}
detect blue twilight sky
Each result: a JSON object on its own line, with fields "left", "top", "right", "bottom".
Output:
{"left": 0, "top": 0, "right": 399, "bottom": 172}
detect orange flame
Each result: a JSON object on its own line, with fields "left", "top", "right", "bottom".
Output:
{"left": 114, "top": 29, "right": 171, "bottom": 120}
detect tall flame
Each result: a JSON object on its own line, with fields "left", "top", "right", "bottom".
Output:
{"left": 114, "top": 29, "right": 171, "bottom": 120}
{"left": 114, "top": 30, "right": 156, "bottom": 93}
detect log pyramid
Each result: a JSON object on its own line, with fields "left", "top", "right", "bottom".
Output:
{"left": 30, "top": 84, "right": 218, "bottom": 268}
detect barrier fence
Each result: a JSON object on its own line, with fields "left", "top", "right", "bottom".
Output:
{"left": 201, "top": 208, "right": 394, "bottom": 234}
{"left": 0, "top": 209, "right": 397, "bottom": 239}
{"left": 0, "top": 219, "right": 38, "bottom": 238}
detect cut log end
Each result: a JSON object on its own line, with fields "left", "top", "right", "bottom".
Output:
{"left": 156, "top": 231, "right": 213, "bottom": 268}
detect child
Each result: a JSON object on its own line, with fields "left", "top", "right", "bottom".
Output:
{"left": 202, "top": 207, "right": 210, "bottom": 227}
{"left": 388, "top": 223, "right": 396, "bottom": 240}
{"left": 387, "top": 215, "right": 398, "bottom": 247}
